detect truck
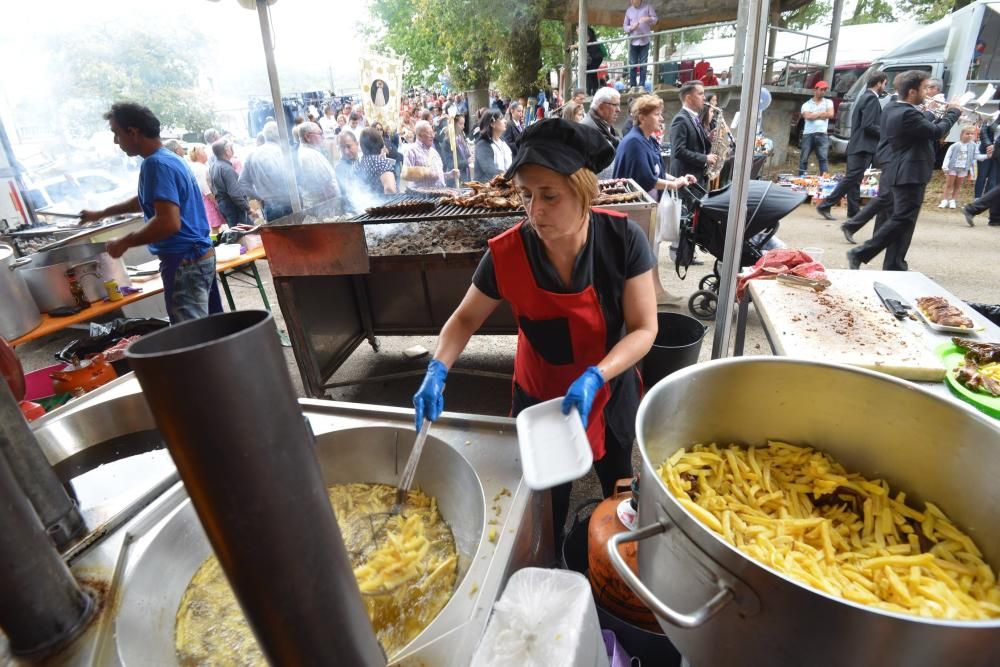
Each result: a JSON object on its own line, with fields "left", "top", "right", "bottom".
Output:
{"left": 830, "top": 0, "right": 1000, "bottom": 156}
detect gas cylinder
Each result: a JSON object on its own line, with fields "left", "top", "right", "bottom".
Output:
{"left": 587, "top": 477, "right": 662, "bottom": 633}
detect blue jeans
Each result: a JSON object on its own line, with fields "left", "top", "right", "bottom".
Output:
{"left": 799, "top": 132, "right": 829, "bottom": 176}
{"left": 159, "top": 252, "right": 219, "bottom": 324}
{"left": 629, "top": 43, "right": 650, "bottom": 88}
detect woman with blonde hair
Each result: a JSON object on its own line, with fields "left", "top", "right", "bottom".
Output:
{"left": 561, "top": 101, "right": 586, "bottom": 123}
{"left": 412, "top": 119, "right": 658, "bottom": 545}
{"left": 613, "top": 94, "right": 696, "bottom": 304}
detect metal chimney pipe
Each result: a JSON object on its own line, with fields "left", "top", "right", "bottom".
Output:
{"left": 0, "top": 382, "right": 86, "bottom": 551}
{"left": 0, "top": 430, "right": 94, "bottom": 658}
{"left": 126, "top": 311, "right": 385, "bottom": 666}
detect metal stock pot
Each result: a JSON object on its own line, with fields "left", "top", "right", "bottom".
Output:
{"left": 0, "top": 244, "right": 40, "bottom": 340}
{"left": 17, "top": 242, "right": 130, "bottom": 312}
{"left": 610, "top": 358, "right": 1000, "bottom": 667}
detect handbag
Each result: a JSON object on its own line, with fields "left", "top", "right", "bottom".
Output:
{"left": 656, "top": 189, "right": 681, "bottom": 244}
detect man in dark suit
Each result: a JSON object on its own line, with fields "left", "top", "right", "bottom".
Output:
{"left": 963, "top": 128, "right": 1000, "bottom": 226}
{"left": 848, "top": 71, "right": 960, "bottom": 271}
{"left": 669, "top": 81, "right": 718, "bottom": 189}
{"left": 818, "top": 72, "right": 887, "bottom": 221}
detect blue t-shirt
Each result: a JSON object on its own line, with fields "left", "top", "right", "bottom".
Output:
{"left": 138, "top": 148, "right": 211, "bottom": 257}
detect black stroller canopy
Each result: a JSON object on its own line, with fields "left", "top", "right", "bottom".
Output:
{"left": 700, "top": 181, "right": 806, "bottom": 225}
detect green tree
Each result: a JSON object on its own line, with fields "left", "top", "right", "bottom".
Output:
{"left": 780, "top": 1, "right": 832, "bottom": 31}
{"left": 844, "top": 0, "right": 897, "bottom": 25}
{"left": 49, "top": 25, "right": 215, "bottom": 137}
{"left": 896, "top": 0, "right": 969, "bottom": 23}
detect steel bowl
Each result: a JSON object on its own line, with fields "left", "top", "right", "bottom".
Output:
{"left": 115, "top": 425, "right": 485, "bottom": 664}
{"left": 611, "top": 357, "right": 1000, "bottom": 667}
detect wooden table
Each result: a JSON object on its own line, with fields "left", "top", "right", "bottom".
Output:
{"left": 9, "top": 247, "right": 268, "bottom": 348}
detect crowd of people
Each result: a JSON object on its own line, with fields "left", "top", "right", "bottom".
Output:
{"left": 803, "top": 70, "right": 994, "bottom": 271}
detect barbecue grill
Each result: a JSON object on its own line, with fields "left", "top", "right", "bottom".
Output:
{"left": 349, "top": 192, "right": 524, "bottom": 224}
{"left": 261, "top": 180, "right": 656, "bottom": 398}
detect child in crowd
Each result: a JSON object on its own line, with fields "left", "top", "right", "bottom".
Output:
{"left": 940, "top": 125, "right": 978, "bottom": 208}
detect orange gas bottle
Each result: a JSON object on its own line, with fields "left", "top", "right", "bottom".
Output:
{"left": 587, "top": 477, "right": 662, "bottom": 633}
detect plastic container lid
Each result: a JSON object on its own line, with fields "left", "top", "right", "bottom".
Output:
{"left": 515, "top": 397, "right": 592, "bottom": 490}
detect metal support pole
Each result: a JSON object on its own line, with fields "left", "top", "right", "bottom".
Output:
{"left": 0, "top": 383, "right": 85, "bottom": 551}
{"left": 765, "top": 6, "right": 780, "bottom": 83}
{"left": 711, "top": 0, "right": 769, "bottom": 359}
{"left": 732, "top": 0, "right": 750, "bottom": 86}
{"left": 256, "top": 0, "right": 302, "bottom": 214}
{"left": 0, "top": 432, "right": 93, "bottom": 658}
{"left": 126, "top": 311, "right": 384, "bottom": 666}
{"left": 563, "top": 20, "right": 574, "bottom": 100}
{"left": 825, "top": 0, "right": 845, "bottom": 86}
{"left": 652, "top": 33, "right": 662, "bottom": 87}
{"left": 577, "top": 0, "right": 588, "bottom": 93}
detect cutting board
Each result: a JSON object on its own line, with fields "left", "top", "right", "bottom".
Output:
{"left": 750, "top": 273, "right": 946, "bottom": 382}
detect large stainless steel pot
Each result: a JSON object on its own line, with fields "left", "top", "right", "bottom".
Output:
{"left": 610, "top": 358, "right": 1000, "bottom": 667}
{"left": 0, "top": 244, "right": 41, "bottom": 340}
{"left": 17, "top": 243, "right": 130, "bottom": 313}
{"left": 115, "top": 424, "right": 486, "bottom": 664}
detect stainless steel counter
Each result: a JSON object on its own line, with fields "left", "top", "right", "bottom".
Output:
{"left": 9, "top": 375, "right": 545, "bottom": 666}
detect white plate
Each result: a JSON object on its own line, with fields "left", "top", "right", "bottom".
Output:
{"left": 515, "top": 397, "right": 592, "bottom": 491}
{"left": 913, "top": 303, "right": 983, "bottom": 335}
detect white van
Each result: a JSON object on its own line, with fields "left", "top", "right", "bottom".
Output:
{"left": 831, "top": 0, "right": 1000, "bottom": 155}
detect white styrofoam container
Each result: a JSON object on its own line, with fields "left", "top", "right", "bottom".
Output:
{"left": 515, "top": 398, "right": 592, "bottom": 491}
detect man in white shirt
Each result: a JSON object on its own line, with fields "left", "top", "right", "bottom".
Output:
{"left": 401, "top": 121, "right": 458, "bottom": 190}
{"left": 798, "top": 81, "right": 834, "bottom": 176}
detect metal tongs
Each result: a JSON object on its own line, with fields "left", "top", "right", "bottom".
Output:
{"left": 776, "top": 274, "right": 831, "bottom": 292}
{"left": 394, "top": 418, "right": 432, "bottom": 512}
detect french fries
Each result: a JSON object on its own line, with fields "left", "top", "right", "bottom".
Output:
{"left": 658, "top": 441, "right": 1000, "bottom": 620}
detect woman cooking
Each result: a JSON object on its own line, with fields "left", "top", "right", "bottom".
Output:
{"left": 413, "top": 118, "right": 659, "bottom": 543}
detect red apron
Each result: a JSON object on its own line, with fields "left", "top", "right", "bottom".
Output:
{"left": 489, "top": 220, "right": 613, "bottom": 460}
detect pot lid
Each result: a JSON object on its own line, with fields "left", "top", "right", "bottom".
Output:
{"left": 0, "top": 244, "right": 13, "bottom": 262}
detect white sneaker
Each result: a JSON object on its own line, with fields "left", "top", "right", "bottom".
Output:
{"left": 949, "top": 200, "right": 957, "bottom": 209}
{"left": 939, "top": 200, "right": 948, "bottom": 208}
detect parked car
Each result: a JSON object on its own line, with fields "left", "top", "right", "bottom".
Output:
{"left": 23, "top": 170, "right": 136, "bottom": 214}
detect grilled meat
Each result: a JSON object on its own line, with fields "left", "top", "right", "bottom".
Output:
{"left": 365, "top": 199, "right": 437, "bottom": 216}
{"left": 916, "top": 296, "right": 974, "bottom": 328}
{"left": 952, "top": 338, "right": 1000, "bottom": 364}
{"left": 954, "top": 360, "right": 1000, "bottom": 397}
{"left": 593, "top": 191, "right": 644, "bottom": 205}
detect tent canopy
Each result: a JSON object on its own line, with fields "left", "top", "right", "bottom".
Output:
{"left": 553, "top": 0, "right": 813, "bottom": 30}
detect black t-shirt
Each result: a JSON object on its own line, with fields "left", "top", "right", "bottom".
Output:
{"left": 473, "top": 211, "right": 655, "bottom": 351}
{"left": 473, "top": 211, "right": 655, "bottom": 449}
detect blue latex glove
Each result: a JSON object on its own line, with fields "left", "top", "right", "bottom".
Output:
{"left": 413, "top": 359, "right": 448, "bottom": 431}
{"left": 561, "top": 366, "right": 605, "bottom": 428}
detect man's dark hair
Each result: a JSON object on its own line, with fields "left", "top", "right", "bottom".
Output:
{"left": 103, "top": 102, "right": 161, "bottom": 138}
{"left": 895, "top": 70, "right": 929, "bottom": 100}
{"left": 868, "top": 72, "right": 888, "bottom": 89}
{"left": 211, "top": 139, "right": 230, "bottom": 160}
{"left": 573, "top": 87, "right": 586, "bottom": 97}
{"left": 678, "top": 81, "right": 703, "bottom": 102}
{"left": 349, "top": 111, "right": 361, "bottom": 122}
{"left": 359, "top": 127, "right": 385, "bottom": 155}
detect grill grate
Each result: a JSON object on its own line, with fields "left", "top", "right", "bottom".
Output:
{"left": 349, "top": 193, "right": 524, "bottom": 224}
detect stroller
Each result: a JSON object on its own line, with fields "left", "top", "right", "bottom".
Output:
{"left": 674, "top": 181, "right": 806, "bottom": 320}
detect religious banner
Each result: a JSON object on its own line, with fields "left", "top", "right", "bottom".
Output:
{"left": 360, "top": 54, "right": 402, "bottom": 129}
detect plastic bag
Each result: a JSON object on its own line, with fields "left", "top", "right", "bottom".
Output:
{"left": 656, "top": 189, "right": 681, "bottom": 244}
{"left": 969, "top": 302, "right": 1000, "bottom": 327}
{"left": 58, "top": 317, "right": 169, "bottom": 362}
{"left": 472, "top": 568, "right": 609, "bottom": 667}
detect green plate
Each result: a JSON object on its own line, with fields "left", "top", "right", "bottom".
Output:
{"left": 936, "top": 343, "right": 1000, "bottom": 419}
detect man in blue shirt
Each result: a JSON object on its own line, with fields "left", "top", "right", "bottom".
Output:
{"left": 80, "top": 102, "right": 220, "bottom": 323}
